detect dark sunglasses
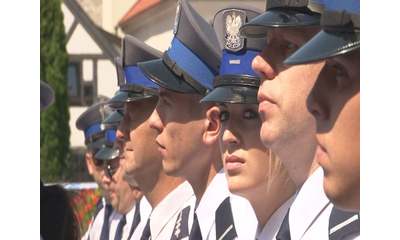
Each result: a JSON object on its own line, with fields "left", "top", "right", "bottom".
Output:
{"left": 92, "top": 157, "right": 104, "bottom": 167}
{"left": 105, "top": 164, "right": 119, "bottom": 179}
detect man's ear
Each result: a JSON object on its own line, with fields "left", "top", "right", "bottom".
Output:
{"left": 86, "top": 152, "right": 94, "bottom": 175}
{"left": 203, "top": 105, "right": 221, "bottom": 145}
{"left": 132, "top": 188, "right": 143, "bottom": 202}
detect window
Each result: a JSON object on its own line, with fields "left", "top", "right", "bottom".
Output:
{"left": 68, "top": 61, "right": 94, "bottom": 106}
{"left": 68, "top": 62, "right": 82, "bottom": 106}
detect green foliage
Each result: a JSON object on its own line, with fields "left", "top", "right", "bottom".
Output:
{"left": 40, "top": 0, "right": 73, "bottom": 182}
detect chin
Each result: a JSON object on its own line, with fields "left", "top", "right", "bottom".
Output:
{"left": 162, "top": 162, "right": 179, "bottom": 177}
{"left": 227, "top": 177, "right": 248, "bottom": 197}
{"left": 324, "top": 180, "right": 360, "bottom": 212}
{"left": 111, "top": 201, "right": 118, "bottom": 210}
{"left": 260, "top": 124, "right": 276, "bottom": 150}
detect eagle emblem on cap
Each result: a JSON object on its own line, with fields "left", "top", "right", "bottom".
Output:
{"left": 225, "top": 11, "right": 243, "bottom": 51}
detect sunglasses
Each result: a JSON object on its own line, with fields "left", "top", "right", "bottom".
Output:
{"left": 92, "top": 157, "right": 104, "bottom": 167}
{"left": 90, "top": 149, "right": 104, "bottom": 167}
{"left": 105, "top": 164, "right": 119, "bottom": 179}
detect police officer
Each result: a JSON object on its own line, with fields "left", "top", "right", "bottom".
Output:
{"left": 138, "top": 0, "right": 256, "bottom": 239}
{"left": 76, "top": 101, "right": 123, "bottom": 240}
{"left": 94, "top": 118, "right": 143, "bottom": 240}
{"left": 200, "top": 4, "right": 296, "bottom": 239}
{"left": 94, "top": 56, "right": 149, "bottom": 240}
{"left": 110, "top": 34, "right": 195, "bottom": 240}
{"left": 240, "top": 0, "right": 360, "bottom": 239}
{"left": 284, "top": 0, "right": 360, "bottom": 213}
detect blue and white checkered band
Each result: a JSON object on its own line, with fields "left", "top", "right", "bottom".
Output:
{"left": 168, "top": 37, "right": 218, "bottom": 91}
{"left": 223, "top": 10, "right": 246, "bottom": 52}
{"left": 173, "top": 0, "right": 181, "bottom": 35}
{"left": 105, "top": 129, "right": 117, "bottom": 142}
{"left": 84, "top": 123, "right": 102, "bottom": 138}
{"left": 125, "top": 66, "right": 158, "bottom": 89}
{"left": 220, "top": 49, "right": 260, "bottom": 76}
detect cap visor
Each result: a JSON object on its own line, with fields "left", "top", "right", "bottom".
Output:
{"left": 284, "top": 29, "right": 360, "bottom": 65}
{"left": 108, "top": 91, "right": 155, "bottom": 105}
{"left": 107, "top": 100, "right": 125, "bottom": 110}
{"left": 87, "top": 138, "right": 105, "bottom": 150}
{"left": 103, "top": 110, "right": 124, "bottom": 125}
{"left": 240, "top": 9, "right": 321, "bottom": 38}
{"left": 94, "top": 146, "right": 119, "bottom": 160}
{"left": 138, "top": 59, "right": 199, "bottom": 94}
{"left": 200, "top": 85, "right": 259, "bottom": 104}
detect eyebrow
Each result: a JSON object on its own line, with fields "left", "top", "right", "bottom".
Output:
{"left": 217, "top": 102, "right": 227, "bottom": 108}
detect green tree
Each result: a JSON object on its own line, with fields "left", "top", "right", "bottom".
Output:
{"left": 40, "top": 0, "right": 73, "bottom": 182}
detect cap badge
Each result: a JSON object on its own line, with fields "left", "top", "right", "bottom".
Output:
{"left": 224, "top": 10, "right": 245, "bottom": 51}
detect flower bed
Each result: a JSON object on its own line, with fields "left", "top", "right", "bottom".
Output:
{"left": 71, "top": 188, "right": 103, "bottom": 236}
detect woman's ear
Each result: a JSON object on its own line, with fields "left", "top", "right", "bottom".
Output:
{"left": 203, "top": 105, "right": 221, "bottom": 145}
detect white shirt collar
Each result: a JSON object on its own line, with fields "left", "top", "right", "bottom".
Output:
{"left": 149, "top": 181, "right": 194, "bottom": 239}
{"left": 124, "top": 202, "right": 137, "bottom": 237}
{"left": 128, "top": 196, "right": 152, "bottom": 240}
{"left": 256, "top": 194, "right": 296, "bottom": 240}
{"left": 196, "top": 168, "right": 230, "bottom": 239}
{"left": 289, "top": 167, "right": 330, "bottom": 240}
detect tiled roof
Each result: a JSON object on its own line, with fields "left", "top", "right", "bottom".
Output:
{"left": 118, "top": 0, "right": 165, "bottom": 25}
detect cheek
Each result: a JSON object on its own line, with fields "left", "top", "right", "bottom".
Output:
{"left": 242, "top": 121, "right": 265, "bottom": 145}
{"left": 218, "top": 125, "right": 227, "bottom": 147}
{"left": 292, "top": 64, "right": 324, "bottom": 93}
{"left": 333, "top": 93, "right": 359, "bottom": 147}
{"left": 324, "top": 104, "right": 359, "bottom": 189}
{"left": 333, "top": 111, "right": 360, "bottom": 170}
{"left": 167, "top": 123, "right": 187, "bottom": 142}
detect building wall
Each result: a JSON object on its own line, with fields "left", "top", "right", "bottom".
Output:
{"left": 102, "top": 0, "right": 139, "bottom": 37}
{"left": 121, "top": 0, "right": 265, "bottom": 52}
{"left": 62, "top": 2, "right": 118, "bottom": 149}
{"left": 63, "top": 0, "right": 266, "bottom": 149}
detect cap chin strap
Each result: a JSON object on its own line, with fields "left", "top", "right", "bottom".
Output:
{"left": 162, "top": 51, "right": 209, "bottom": 95}
{"left": 85, "top": 131, "right": 105, "bottom": 145}
{"left": 104, "top": 141, "right": 115, "bottom": 148}
{"left": 321, "top": 10, "right": 360, "bottom": 29}
{"left": 213, "top": 75, "right": 260, "bottom": 88}
{"left": 121, "top": 83, "right": 158, "bottom": 96}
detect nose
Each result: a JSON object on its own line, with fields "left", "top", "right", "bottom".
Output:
{"left": 114, "top": 138, "right": 123, "bottom": 151}
{"left": 102, "top": 164, "right": 112, "bottom": 185}
{"left": 306, "top": 79, "right": 329, "bottom": 122}
{"left": 222, "top": 123, "right": 240, "bottom": 146}
{"left": 116, "top": 115, "right": 130, "bottom": 141}
{"left": 252, "top": 48, "right": 276, "bottom": 81}
{"left": 148, "top": 107, "right": 163, "bottom": 134}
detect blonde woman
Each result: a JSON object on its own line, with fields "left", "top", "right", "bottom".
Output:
{"left": 200, "top": 4, "right": 297, "bottom": 239}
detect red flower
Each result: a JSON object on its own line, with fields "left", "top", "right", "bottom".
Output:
{"left": 93, "top": 195, "right": 99, "bottom": 204}
{"left": 85, "top": 188, "right": 92, "bottom": 195}
{"left": 70, "top": 187, "right": 103, "bottom": 235}
{"left": 77, "top": 212, "right": 84, "bottom": 223}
